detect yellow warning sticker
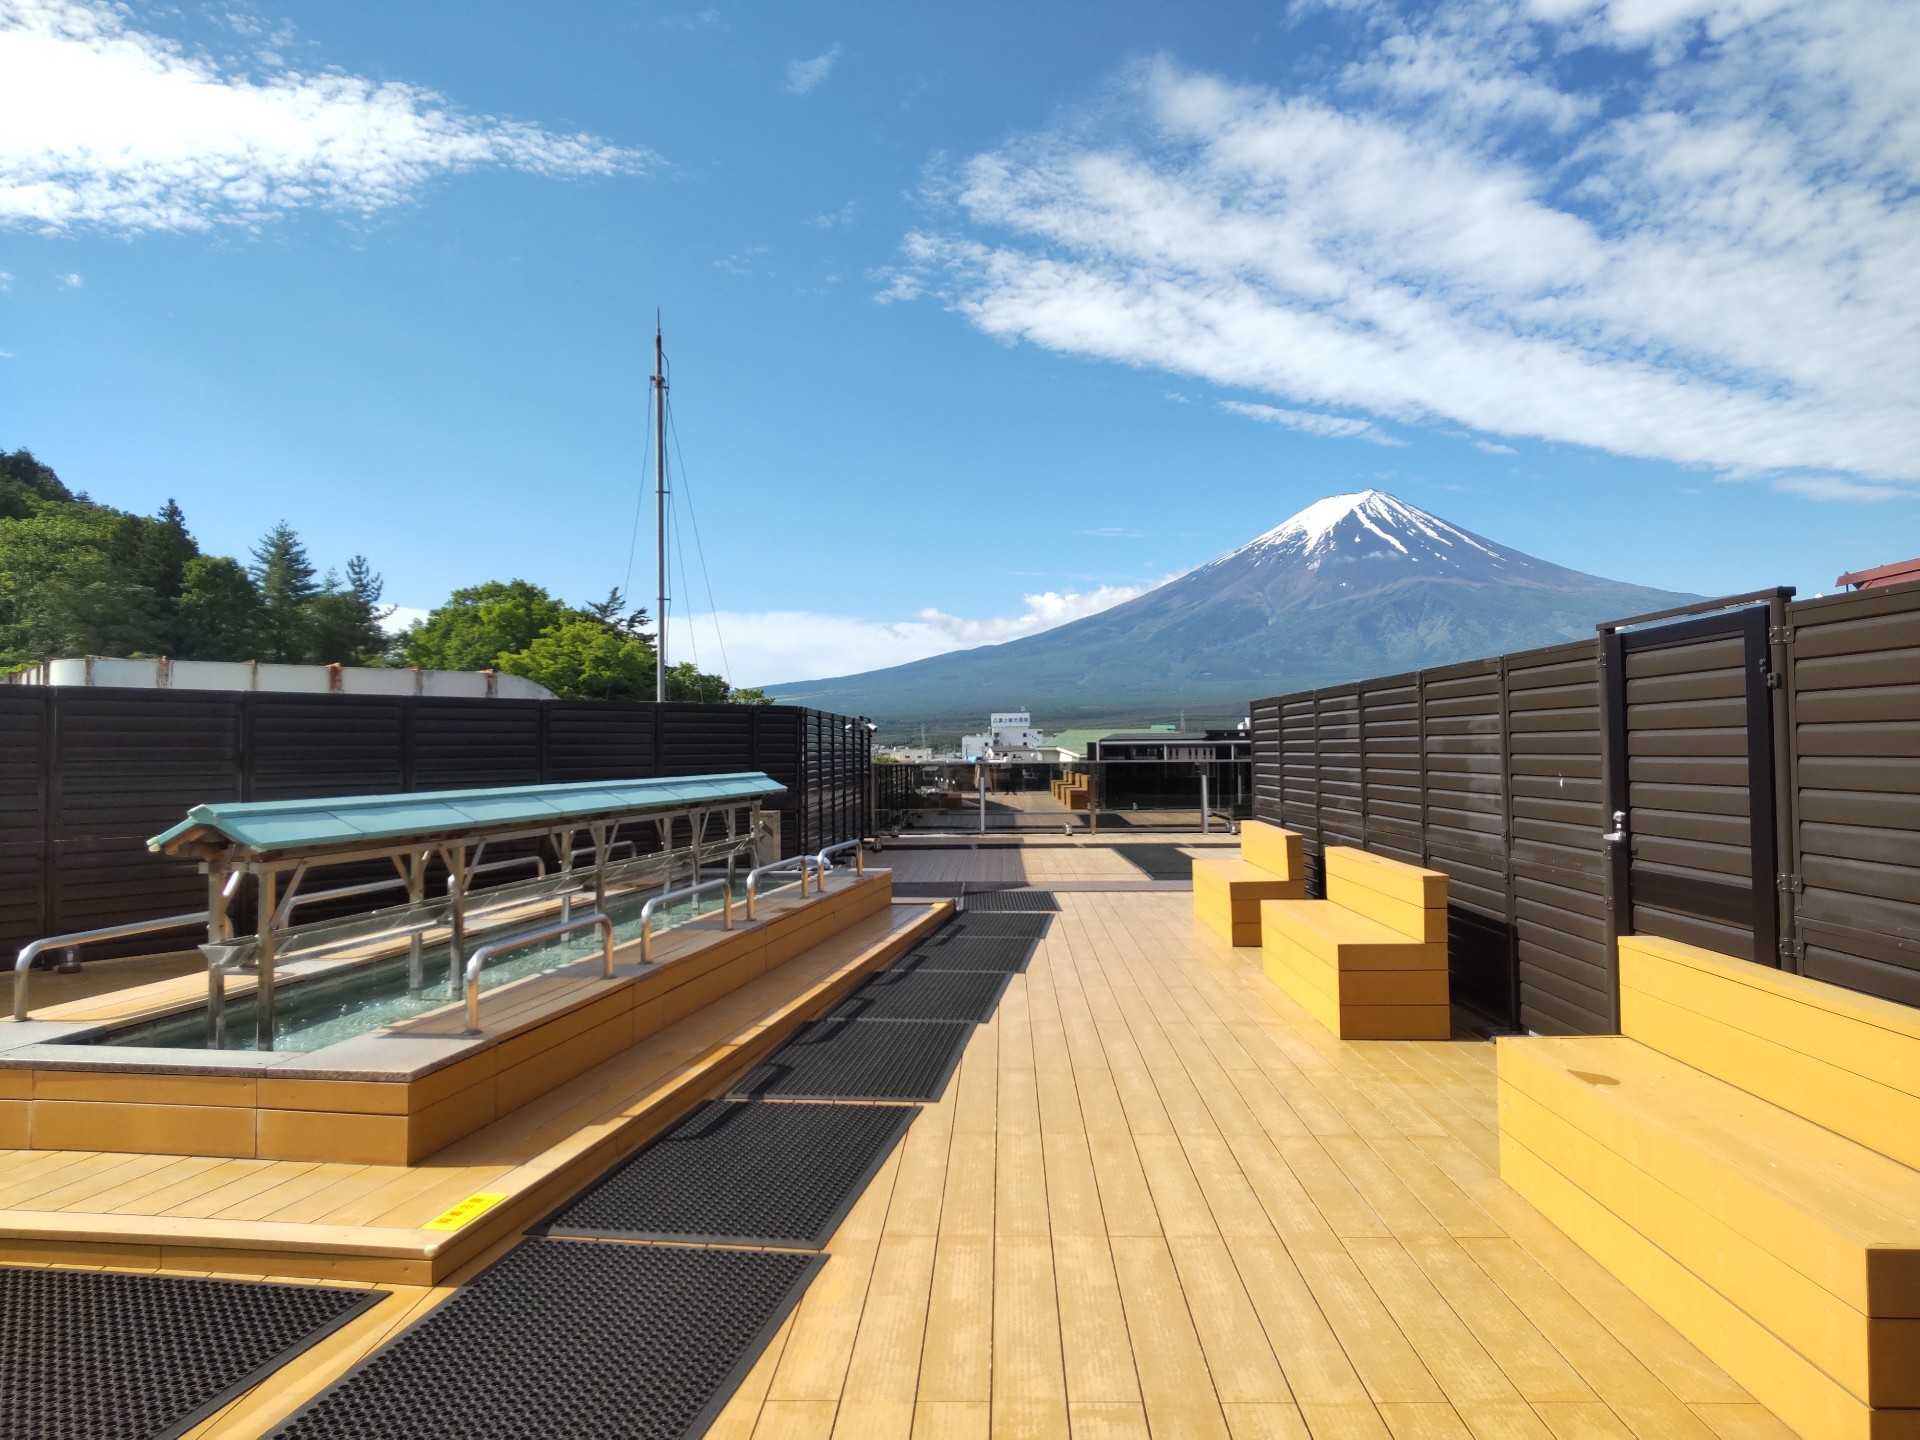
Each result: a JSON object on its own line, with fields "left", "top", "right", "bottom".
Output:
{"left": 423, "top": 1192, "right": 507, "bottom": 1232}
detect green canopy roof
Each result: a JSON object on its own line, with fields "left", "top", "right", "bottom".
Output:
{"left": 148, "top": 773, "right": 786, "bottom": 861}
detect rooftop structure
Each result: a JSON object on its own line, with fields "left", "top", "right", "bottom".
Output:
{"left": 3, "top": 654, "right": 557, "bottom": 699}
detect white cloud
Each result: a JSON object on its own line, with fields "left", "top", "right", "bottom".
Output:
{"left": 0, "top": 269, "right": 12, "bottom": 290}
{"left": 57, "top": 270, "right": 81, "bottom": 287}
{"left": 784, "top": 43, "right": 842, "bottom": 97}
{"left": 1220, "top": 399, "right": 1407, "bottom": 447}
{"left": 668, "top": 577, "right": 1172, "bottom": 684}
{"left": 882, "top": 7, "right": 1920, "bottom": 495}
{"left": 0, "top": 0, "right": 652, "bottom": 234}
{"left": 1772, "top": 474, "right": 1909, "bottom": 503}
{"left": 807, "top": 199, "right": 860, "bottom": 229}
{"left": 1472, "top": 438, "right": 1518, "bottom": 454}
{"left": 379, "top": 605, "right": 430, "bottom": 634}
{"left": 0, "top": 349, "right": 14, "bottom": 359}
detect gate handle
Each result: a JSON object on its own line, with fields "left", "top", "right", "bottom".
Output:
{"left": 1602, "top": 810, "right": 1628, "bottom": 846}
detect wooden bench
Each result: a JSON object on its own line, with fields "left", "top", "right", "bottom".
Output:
{"left": 1191, "top": 820, "right": 1305, "bottom": 946}
{"left": 1497, "top": 935, "right": 1920, "bottom": 1440}
{"left": 1259, "top": 846, "right": 1449, "bottom": 1039}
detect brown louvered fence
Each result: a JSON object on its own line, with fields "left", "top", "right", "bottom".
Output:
{"left": 1250, "top": 578, "right": 1920, "bottom": 1032}
{"left": 0, "top": 691, "right": 870, "bottom": 964}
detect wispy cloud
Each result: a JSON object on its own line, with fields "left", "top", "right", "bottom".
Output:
{"left": 1773, "top": 475, "right": 1910, "bottom": 504}
{"left": 57, "top": 271, "right": 82, "bottom": 288}
{"left": 0, "top": 269, "right": 12, "bottom": 291}
{"left": 0, "top": 0, "right": 653, "bottom": 234}
{"left": 713, "top": 244, "right": 770, "bottom": 277}
{"left": 1163, "top": 391, "right": 1192, "bottom": 405}
{"left": 1472, "top": 438, "right": 1517, "bottom": 455}
{"left": 660, "top": 6, "right": 722, "bottom": 31}
{"left": 808, "top": 199, "right": 860, "bottom": 230}
{"left": 1078, "top": 527, "right": 1144, "bottom": 539}
{"left": 881, "top": 6, "right": 1920, "bottom": 496}
{"left": 1220, "top": 400, "right": 1407, "bottom": 447}
{"left": 784, "top": 43, "right": 842, "bottom": 97}
{"left": 669, "top": 576, "right": 1174, "bottom": 684}
{"left": 0, "top": 349, "right": 15, "bottom": 360}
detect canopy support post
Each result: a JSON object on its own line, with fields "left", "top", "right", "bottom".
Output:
{"left": 443, "top": 843, "right": 469, "bottom": 997}
{"left": 254, "top": 867, "right": 279, "bottom": 1052}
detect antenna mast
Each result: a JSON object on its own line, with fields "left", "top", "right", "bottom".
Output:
{"left": 654, "top": 317, "right": 668, "bottom": 703}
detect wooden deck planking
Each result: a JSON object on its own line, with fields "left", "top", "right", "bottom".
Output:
{"left": 16, "top": 861, "right": 1798, "bottom": 1439}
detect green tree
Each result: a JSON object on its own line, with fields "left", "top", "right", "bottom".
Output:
{"left": 249, "top": 521, "right": 319, "bottom": 662}
{"left": 174, "top": 555, "right": 265, "bottom": 661}
{"left": 0, "top": 503, "right": 167, "bottom": 661}
{"left": 498, "top": 617, "right": 658, "bottom": 700}
{"left": 400, "top": 579, "right": 574, "bottom": 673}
{"left": 665, "top": 661, "right": 730, "bottom": 704}
{"left": 0, "top": 448, "right": 74, "bottom": 520}
{"left": 306, "top": 555, "right": 391, "bottom": 664}
{"left": 730, "top": 686, "right": 772, "bottom": 705}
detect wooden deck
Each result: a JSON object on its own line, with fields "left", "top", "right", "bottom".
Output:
{"left": 16, "top": 855, "right": 1802, "bottom": 1438}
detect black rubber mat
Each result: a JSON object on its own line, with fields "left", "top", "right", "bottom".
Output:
{"left": 1114, "top": 844, "right": 1194, "bottom": 881}
{"left": 938, "top": 912, "right": 1053, "bottom": 940}
{"left": 830, "top": 967, "right": 1011, "bottom": 1024}
{"left": 727, "top": 1016, "right": 972, "bottom": 1101}
{"left": 963, "top": 888, "right": 1060, "bottom": 912}
{"left": 537, "top": 1100, "right": 914, "bottom": 1247}
{"left": 895, "top": 934, "right": 1038, "bottom": 974}
{"left": 271, "top": 1239, "right": 818, "bottom": 1440}
{"left": 1, "top": 1266, "right": 383, "bottom": 1440}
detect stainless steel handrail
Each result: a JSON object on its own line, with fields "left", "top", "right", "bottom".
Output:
{"left": 814, "top": 839, "right": 866, "bottom": 884}
{"left": 463, "top": 911, "right": 613, "bottom": 1033}
{"left": 444, "top": 853, "right": 547, "bottom": 892}
{"left": 744, "top": 857, "right": 824, "bottom": 920}
{"left": 639, "top": 878, "right": 734, "bottom": 963}
{"left": 13, "top": 911, "right": 208, "bottom": 1021}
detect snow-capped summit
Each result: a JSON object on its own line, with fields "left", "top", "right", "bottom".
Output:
{"left": 1221, "top": 489, "right": 1519, "bottom": 577}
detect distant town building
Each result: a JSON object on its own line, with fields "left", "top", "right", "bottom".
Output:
{"left": 877, "top": 744, "right": 936, "bottom": 763}
{"left": 960, "top": 710, "right": 1053, "bottom": 761}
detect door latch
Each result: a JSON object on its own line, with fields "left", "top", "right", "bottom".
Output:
{"left": 1602, "top": 809, "right": 1628, "bottom": 846}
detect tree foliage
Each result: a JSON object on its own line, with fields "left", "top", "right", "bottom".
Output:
{"left": 0, "top": 449, "right": 388, "bottom": 669}
{"left": 1, "top": 449, "right": 770, "bottom": 707}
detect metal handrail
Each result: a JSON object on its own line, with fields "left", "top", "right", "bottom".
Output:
{"left": 444, "top": 853, "right": 547, "bottom": 892}
{"left": 744, "top": 856, "right": 824, "bottom": 920}
{"left": 639, "top": 878, "right": 734, "bottom": 963}
{"left": 463, "top": 911, "right": 613, "bottom": 1033}
{"left": 814, "top": 839, "right": 867, "bottom": 884}
{"left": 13, "top": 911, "right": 207, "bottom": 1021}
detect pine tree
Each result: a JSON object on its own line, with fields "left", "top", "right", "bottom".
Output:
{"left": 249, "top": 521, "right": 318, "bottom": 662}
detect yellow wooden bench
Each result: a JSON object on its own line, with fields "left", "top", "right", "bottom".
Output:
{"left": 1191, "top": 821, "right": 1305, "bottom": 946}
{"left": 1259, "top": 845, "right": 1449, "bottom": 1039}
{"left": 1498, "top": 935, "right": 1920, "bottom": 1440}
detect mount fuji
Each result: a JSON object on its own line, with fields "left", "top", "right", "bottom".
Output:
{"left": 769, "top": 490, "right": 1697, "bottom": 726}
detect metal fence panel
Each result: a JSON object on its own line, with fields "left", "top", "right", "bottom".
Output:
{"left": 1786, "top": 583, "right": 1920, "bottom": 1006}
{"left": 1505, "top": 642, "right": 1610, "bottom": 1035}
{"left": 9, "top": 690, "right": 865, "bottom": 956}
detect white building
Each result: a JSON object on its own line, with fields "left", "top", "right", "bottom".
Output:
{"left": 3, "top": 656, "right": 557, "bottom": 701}
{"left": 959, "top": 710, "right": 1054, "bottom": 761}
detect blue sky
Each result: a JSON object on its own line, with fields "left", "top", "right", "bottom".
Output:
{"left": 2, "top": 0, "right": 1916, "bottom": 684}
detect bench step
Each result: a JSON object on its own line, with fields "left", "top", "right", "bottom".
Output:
{"left": 1263, "top": 898, "right": 1450, "bottom": 1039}
{"left": 1498, "top": 1033, "right": 1920, "bottom": 1438}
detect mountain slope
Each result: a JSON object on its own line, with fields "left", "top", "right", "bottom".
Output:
{"left": 769, "top": 491, "right": 1698, "bottom": 721}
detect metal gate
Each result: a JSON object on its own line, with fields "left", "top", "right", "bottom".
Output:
{"left": 1601, "top": 601, "right": 1783, "bottom": 991}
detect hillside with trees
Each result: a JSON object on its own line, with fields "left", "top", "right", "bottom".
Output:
{"left": 0, "top": 449, "right": 759, "bottom": 704}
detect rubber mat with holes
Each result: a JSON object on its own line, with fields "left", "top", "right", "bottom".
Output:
{"left": 1113, "top": 844, "right": 1194, "bottom": 881}
{"left": 829, "top": 967, "right": 1011, "bottom": 1024}
{"left": 536, "top": 1099, "right": 914, "bottom": 1247}
{"left": 962, "top": 888, "right": 1060, "bottom": 912}
{"left": 1, "top": 1267, "right": 383, "bottom": 1440}
{"left": 271, "top": 1240, "right": 819, "bottom": 1440}
{"left": 937, "top": 912, "right": 1053, "bottom": 940}
{"left": 727, "top": 1016, "right": 972, "bottom": 1101}
{"left": 891, "top": 934, "right": 1038, "bottom": 975}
